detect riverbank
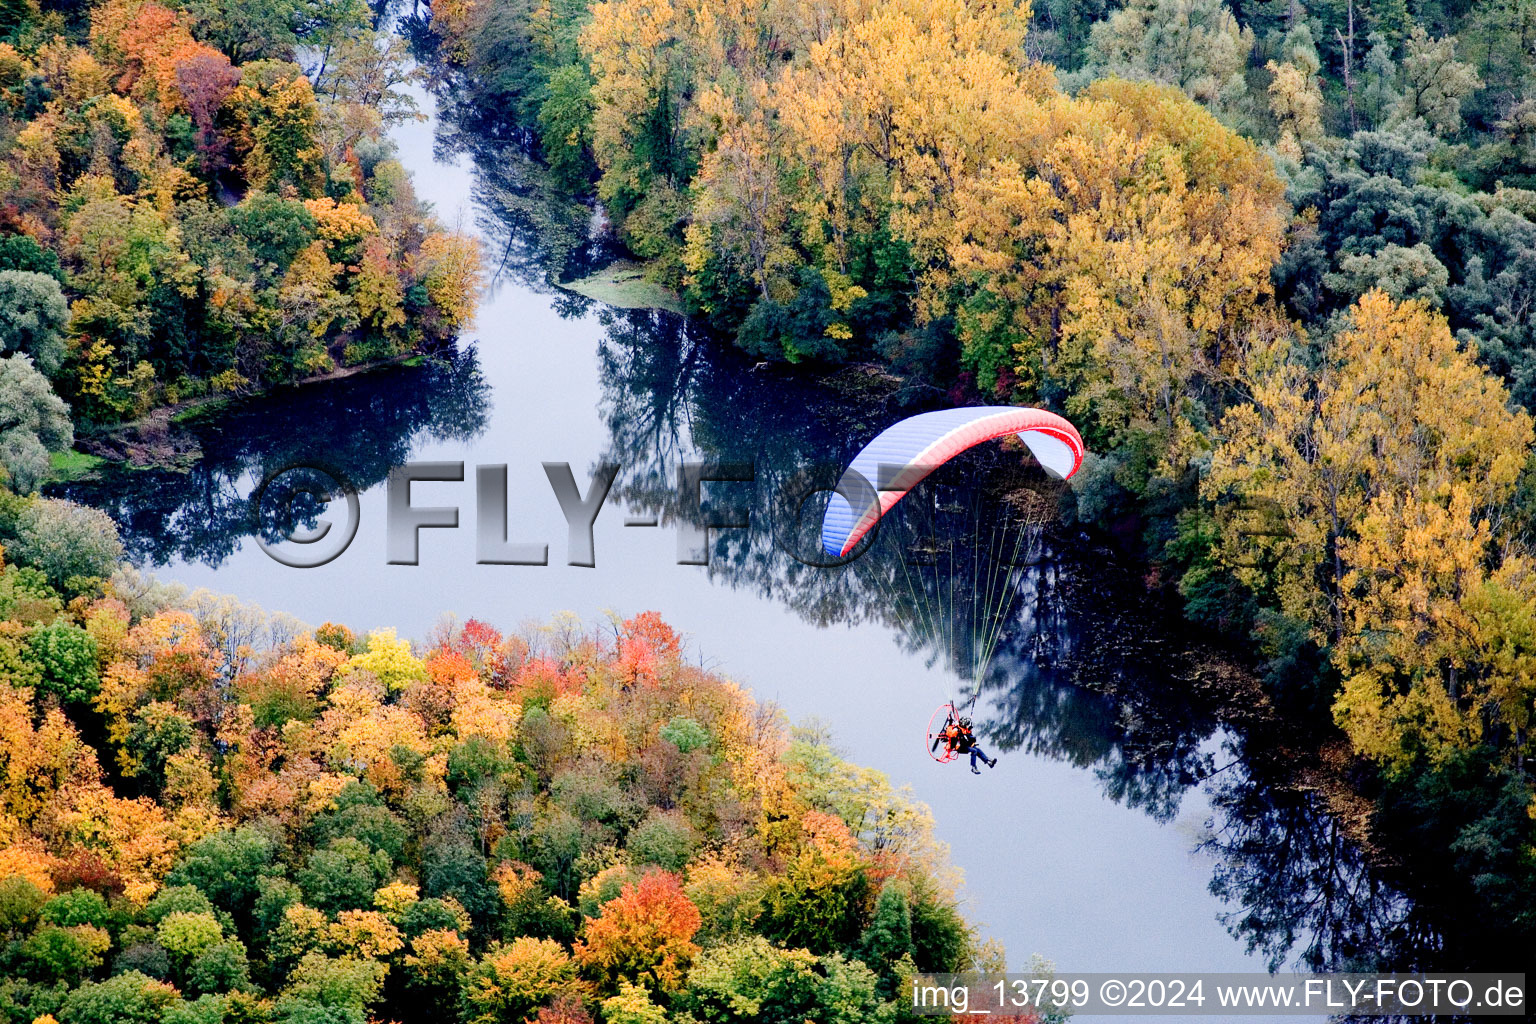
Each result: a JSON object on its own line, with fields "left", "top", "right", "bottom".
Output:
{"left": 54, "top": 351, "right": 445, "bottom": 479}
{"left": 560, "top": 260, "right": 684, "bottom": 314}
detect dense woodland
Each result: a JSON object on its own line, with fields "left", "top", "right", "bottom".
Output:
{"left": 0, "top": 0, "right": 482, "bottom": 482}
{"left": 419, "top": 0, "right": 1536, "bottom": 956}
{"left": 0, "top": 495, "right": 1009, "bottom": 1024}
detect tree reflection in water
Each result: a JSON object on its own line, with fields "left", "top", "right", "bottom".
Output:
{"left": 56, "top": 349, "right": 490, "bottom": 566}
{"left": 1200, "top": 768, "right": 1432, "bottom": 973}
{"left": 587, "top": 306, "right": 1438, "bottom": 973}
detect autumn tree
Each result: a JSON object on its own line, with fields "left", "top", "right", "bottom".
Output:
{"left": 353, "top": 236, "right": 406, "bottom": 331}
{"left": 463, "top": 936, "right": 586, "bottom": 1024}
{"left": 231, "top": 63, "right": 326, "bottom": 196}
{"left": 174, "top": 52, "right": 242, "bottom": 176}
{"left": 573, "top": 868, "right": 700, "bottom": 993}
{"left": 1205, "top": 291, "right": 1535, "bottom": 770}
{"left": 1267, "top": 58, "right": 1324, "bottom": 160}
{"left": 414, "top": 232, "right": 484, "bottom": 331}
{"left": 403, "top": 928, "right": 472, "bottom": 1017}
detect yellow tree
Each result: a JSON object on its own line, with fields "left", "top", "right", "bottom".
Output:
{"left": 413, "top": 232, "right": 483, "bottom": 331}
{"left": 941, "top": 78, "right": 1285, "bottom": 433}
{"left": 1455, "top": 564, "right": 1536, "bottom": 771}
{"left": 1206, "top": 291, "right": 1535, "bottom": 771}
{"left": 353, "top": 236, "right": 407, "bottom": 331}
{"left": 1265, "top": 59, "right": 1324, "bottom": 160}
{"left": 579, "top": 0, "right": 683, "bottom": 213}
{"left": 686, "top": 95, "right": 796, "bottom": 302}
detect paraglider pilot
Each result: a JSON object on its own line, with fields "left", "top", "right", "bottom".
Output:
{"left": 933, "top": 717, "right": 997, "bottom": 774}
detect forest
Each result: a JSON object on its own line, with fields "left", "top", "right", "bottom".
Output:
{"left": 0, "top": 0, "right": 481, "bottom": 486}
{"left": 417, "top": 0, "right": 1536, "bottom": 956}
{"left": 0, "top": 476, "right": 1009, "bottom": 1024}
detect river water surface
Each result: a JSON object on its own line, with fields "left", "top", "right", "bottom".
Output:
{"left": 62, "top": 80, "right": 1431, "bottom": 1021}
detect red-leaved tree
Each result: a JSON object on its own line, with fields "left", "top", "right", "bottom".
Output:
{"left": 573, "top": 868, "right": 701, "bottom": 993}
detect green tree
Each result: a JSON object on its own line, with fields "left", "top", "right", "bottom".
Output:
{"left": 907, "top": 876, "right": 970, "bottom": 972}
{"left": 292, "top": 0, "right": 371, "bottom": 68}
{"left": 658, "top": 715, "right": 709, "bottom": 753}
{"left": 0, "top": 876, "right": 46, "bottom": 936}
{"left": 0, "top": 236, "right": 62, "bottom": 282}
{"left": 1393, "top": 25, "right": 1481, "bottom": 135}
{"left": 40, "top": 888, "right": 111, "bottom": 929}
{"left": 143, "top": 886, "right": 219, "bottom": 925}
{"left": 423, "top": 840, "right": 498, "bottom": 928}
{"left": 857, "top": 879, "right": 913, "bottom": 992}
{"left": 1079, "top": 0, "right": 1254, "bottom": 117}
{"left": 1358, "top": 33, "right": 1400, "bottom": 127}
{"left": 229, "top": 193, "right": 318, "bottom": 275}
{"left": 25, "top": 623, "right": 100, "bottom": 706}
{"left": 156, "top": 911, "right": 224, "bottom": 956}
{"left": 626, "top": 809, "right": 696, "bottom": 872}
{"left": 234, "top": 64, "right": 326, "bottom": 197}
{"left": 305, "top": 784, "right": 408, "bottom": 862}
{"left": 187, "top": 940, "right": 253, "bottom": 995}
{"left": 185, "top": 0, "right": 301, "bottom": 63}
{"left": 168, "top": 825, "right": 286, "bottom": 930}
{"left": 297, "top": 838, "right": 390, "bottom": 915}
{"left": 21, "top": 924, "right": 111, "bottom": 984}
{"left": 538, "top": 64, "right": 597, "bottom": 191}
{"left": 1326, "top": 242, "right": 1450, "bottom": 307}
{"left": 60, "top": 971, "right": 179, "bottom": 1024}
{"left": 0, "top": 355, "right": 73, "bottom": 493}
{"left": 0, "top": 271, "right": 68, "bottom": 376}
{"left": 126, "top": 703, "right": 197, "bottom": 791}
{"left": 672, "top": 936, "right": 890, "bottom": 1024}
{"left": 279, "top": 952, "right": 386, "bottom": 1015}
{"left": 7, "top": 498, "right": 120, "bottom": 591}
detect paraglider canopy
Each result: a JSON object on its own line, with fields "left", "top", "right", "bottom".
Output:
{"left": 821, "top": 407, "right": 1083, "bottom": 558}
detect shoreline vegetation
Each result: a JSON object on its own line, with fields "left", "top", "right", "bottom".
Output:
{"left": 559, "top": 261, "right": 683, "bottom": 315}
{"left": 0, "top": 535, "right": 1027, "bottom": 1023}
{"left": 417, "top": 0, "right": 1536, "bottom": 960}
{"left": 60, "top": 348, "right": 439, "bottom": 478}
{"left": 0, "top": 0, "right": 484, "bottom": 489}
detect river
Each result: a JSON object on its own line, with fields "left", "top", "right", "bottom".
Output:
{"left": 60, "top": 77, "right": 1432, "bottom": 1021}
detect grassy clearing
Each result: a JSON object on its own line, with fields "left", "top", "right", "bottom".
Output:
{"left": 47, "top": 449, "right": 108, "bottom": 483}
{"left": 560, "top": 260, "right": 685, "bottom": 314}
